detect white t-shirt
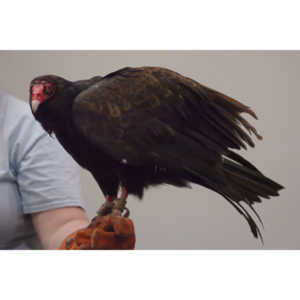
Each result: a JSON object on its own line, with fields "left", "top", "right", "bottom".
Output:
{"left": 0, "top": 90, "right": 85, "bottom": 249}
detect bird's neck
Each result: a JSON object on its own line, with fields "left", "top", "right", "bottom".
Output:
{"left": 72, "top": 76, "right": 103, "bottom": 92}
{"left": 35, "top": 77, "right": 102, "bottom": 135}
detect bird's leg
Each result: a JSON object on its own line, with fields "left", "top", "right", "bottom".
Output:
{"left": 96, "top": 188, "right": 130, "bottom": 217}
{"left": 113, "top": 187, "right": 130, "bottom": 217}
{"left": 97, "top": 195, "right": 115, "bottom": 217}
{"left": 121, "top": 186, "right": 128, "bottom": 201}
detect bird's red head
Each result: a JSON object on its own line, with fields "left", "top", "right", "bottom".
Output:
{"left": 30, "top": 79, "right": 56, "bottom": 113}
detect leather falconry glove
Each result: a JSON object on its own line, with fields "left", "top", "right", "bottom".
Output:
{"left": 59, "top": 215, "right": 136, "bottom": 250}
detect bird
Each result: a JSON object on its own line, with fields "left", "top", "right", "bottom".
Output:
{"left": 29, "top": 66, "right": 284, "bottom": 240}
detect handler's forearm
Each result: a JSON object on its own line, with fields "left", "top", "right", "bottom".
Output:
{"left": 32, "top": 206, "right": 89, "bottom": 249}
{"left": 44, "top": 219, "right": 89, "bottom": 249}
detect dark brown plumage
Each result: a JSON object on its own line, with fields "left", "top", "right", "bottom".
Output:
{"left": 29, "top": 66, "right": 284, "bottom": 240}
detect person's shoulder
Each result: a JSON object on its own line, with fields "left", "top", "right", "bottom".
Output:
{"left": 1, "top": 90, "right": 41, "bottom": 131}
{"left": 0, "top": 90, "right": 46, "bottom": 149}
{"left": 1, "top": 90, "right": 32, "bottom": 118}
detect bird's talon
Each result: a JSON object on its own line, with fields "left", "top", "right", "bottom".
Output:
{"left": 112, "top": 198, "right": 130, "bottom": 217}
{"left": 122, "top": 207, "right": 130, "bottom": 218}
{"left": 97, "top": 200, "right": 114, "bottom": 216}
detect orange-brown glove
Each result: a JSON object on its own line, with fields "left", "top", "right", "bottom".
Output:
{"left": 59, "top": 215, "right": 135, "bottom": 250}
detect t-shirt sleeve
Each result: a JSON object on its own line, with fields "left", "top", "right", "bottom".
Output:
{"left": 11, "top": 112, "right": 85, "bottom": 214}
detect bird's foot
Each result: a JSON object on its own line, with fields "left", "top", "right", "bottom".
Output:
{"left": 112, "top": 197, "right": 130, "bottom": 217}
{"left": 97, "top": 197, "right": 115, "bottom": 217}
{"left": 96, "top": 197, "right": 130, "bottom": 217}
{"left": 96, "top": 187, "right": 130, "bottom": 217}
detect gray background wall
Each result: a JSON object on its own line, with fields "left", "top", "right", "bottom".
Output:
{"left": 0, "top": 51, "right": 298, "bottom": 249}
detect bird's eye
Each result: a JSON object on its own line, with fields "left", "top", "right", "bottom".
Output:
{"left": 43, "top": 83, "right": 55, "bottom": 97}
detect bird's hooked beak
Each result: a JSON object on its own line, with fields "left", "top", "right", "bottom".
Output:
{"left": 31, "top": 99, "right": 40, "bottom": 113}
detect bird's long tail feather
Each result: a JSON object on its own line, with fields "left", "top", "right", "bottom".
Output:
{"left": 184, "top": 152, "right": 283, "bottom": 240}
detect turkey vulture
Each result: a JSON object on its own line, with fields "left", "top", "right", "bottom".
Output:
{"left": 29, "top": 66, "right": 284, "bottom": 240}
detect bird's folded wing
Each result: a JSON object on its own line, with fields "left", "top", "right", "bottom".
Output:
{"left": 71, "top": 67, "right": 261, "bottom": 168}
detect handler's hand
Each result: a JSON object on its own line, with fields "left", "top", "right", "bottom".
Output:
{"left": 59, "top": 215, "right": 135, "bottom": 250}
